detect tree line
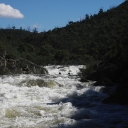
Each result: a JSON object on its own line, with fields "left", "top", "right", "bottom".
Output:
{"left": 0, "top": 0, "right": 128, "bottom": 77}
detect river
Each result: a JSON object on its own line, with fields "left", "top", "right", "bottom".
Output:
{"left": 0, "top": 65, "right": 128, "bottom": 128}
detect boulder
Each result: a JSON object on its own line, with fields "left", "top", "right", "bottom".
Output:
{"left": 0, "top": 57, "right": 48, "bottom": 75}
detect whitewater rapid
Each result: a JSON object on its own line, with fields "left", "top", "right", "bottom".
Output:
{"left": 0, "top": 65, "right": 128, "bottom": 128}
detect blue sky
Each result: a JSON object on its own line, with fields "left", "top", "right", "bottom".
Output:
{"left": 0, "top": 0, "right": 124, "bottom": 32}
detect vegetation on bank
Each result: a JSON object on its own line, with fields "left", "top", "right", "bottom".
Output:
{"left": 0, "top": 1, "right": 128, "bottom": 104}
{"left": 0, "top": 1, "right": 127, "bottom": 65}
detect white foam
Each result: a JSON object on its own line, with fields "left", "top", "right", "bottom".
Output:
{"left": 45, "top": 65, "right": 85, "bottom": 76}
{"left": 0, "top": 65, "right": 127, "bottom": 128}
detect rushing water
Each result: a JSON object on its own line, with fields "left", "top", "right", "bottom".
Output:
{"left": 0, "top": 65, "right": 128, "bottom": 128}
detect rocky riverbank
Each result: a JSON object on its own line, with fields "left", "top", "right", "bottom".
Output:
{"left": 81, "top": 62, "right": 128, "bottom": 105}
{"left": 0, "top": 57, "right": 48, "bottom": 75}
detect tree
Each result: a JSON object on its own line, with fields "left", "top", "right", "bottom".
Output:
{"left": 12, "top": 26, "right": 16, "bottom": 29}
{"left": 54, "top": 50, "right": 69, "bottom": 64}
{"left": 98, "top": 8, "right": 104, "bottom": 14}
{"left": 85, "top": 14, "right": 90, "bottom": 20}
{"left": 33, "top": 27, "right": 38, "bottom": 33}
{"left": 68, "top": 21, "right": 74, "bottom": 25}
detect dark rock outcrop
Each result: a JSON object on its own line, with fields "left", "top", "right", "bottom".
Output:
{"left": 88, "top": 63, "right": 128, "bottom": 105}
{"left": 103, "top": 84, "right": 128, "bottom": 105}
{"left": 0, "top": 57, "right": 48, "bottom": 75}
{"left": 88, "top": 63, "right": 118, "bottom": 86}
{"left": 103, "top": 68, "right": 128, "bottom": 105}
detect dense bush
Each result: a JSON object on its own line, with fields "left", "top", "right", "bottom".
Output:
{"left": 0, "top": 1, "right": 127, "bottom": 66}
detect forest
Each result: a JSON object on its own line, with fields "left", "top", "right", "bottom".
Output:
{"left": 0, "top": 1, "right": 127, "bottom": 65}
{"left": 0, "top": 1, "right": 128, "bottom": 104}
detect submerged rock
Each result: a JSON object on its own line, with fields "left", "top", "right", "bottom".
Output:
{"left": 18, "top": 79, "right": 58, "bottom": 88}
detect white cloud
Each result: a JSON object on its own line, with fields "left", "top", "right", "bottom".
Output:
{"left": 31, "top": 23, "right": 42, "bottom": 29}
{"left": 32, "top": 24, "right": 39, "bottom": 29}
{"left": 30, "top": 23, "right": 43, "bottom": 32}
{"left": 0, "top": 3, "right": 24, "bottom": 18}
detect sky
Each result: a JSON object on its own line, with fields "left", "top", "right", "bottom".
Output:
{"left": 0, "top": 0, "right": 124, "bottom": 32}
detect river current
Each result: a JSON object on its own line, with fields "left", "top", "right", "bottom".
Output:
{"left": 0, "top": 65, "right": 128, "bottom": 128}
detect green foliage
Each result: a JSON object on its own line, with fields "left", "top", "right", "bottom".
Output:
{"left": 18, "top": 43, "right": 35, "bottom": 53}
{"left": 0, "top": 45, "right": 5, "bottom": 56}
{"left": 80, "top": 61, "right": 99, "bottom": 82}
{"left": 0, "top": 1, "right": 128, "bottom": 67}
{"left": 54, "top": 50, "right": 69, "bottom": 64}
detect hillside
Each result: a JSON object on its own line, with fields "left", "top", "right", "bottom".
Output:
{"left": 0, "top": 0, "right": 128, "bottom": 66}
